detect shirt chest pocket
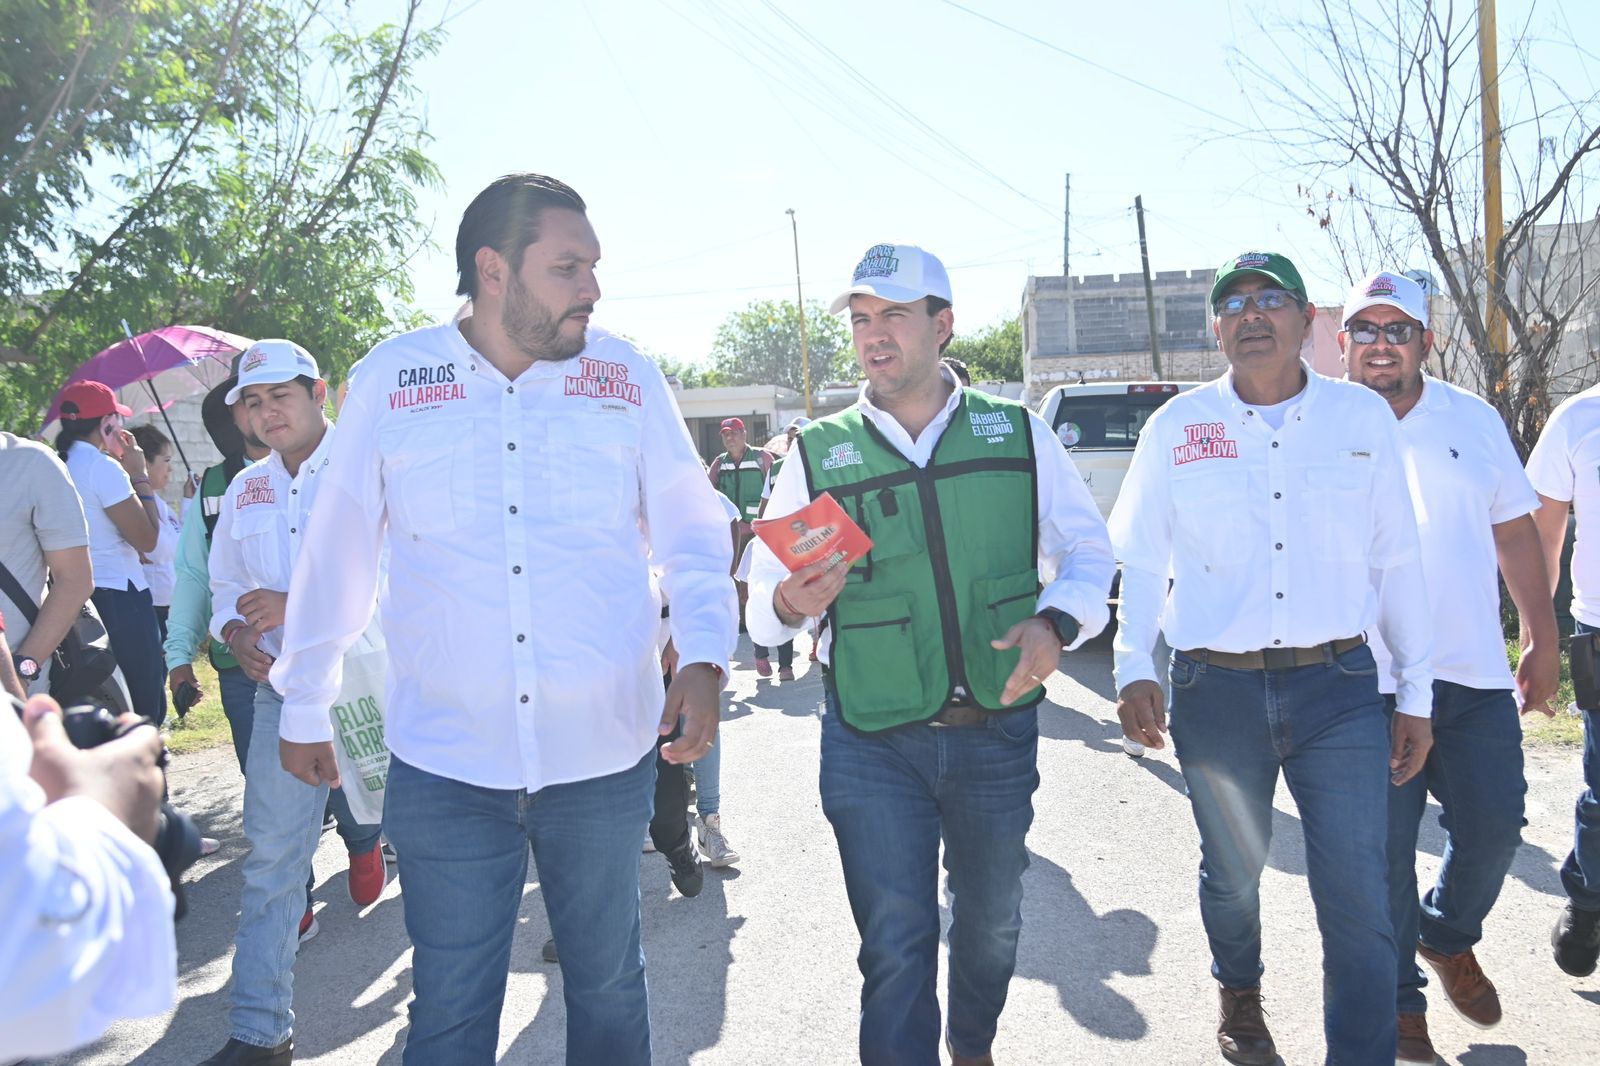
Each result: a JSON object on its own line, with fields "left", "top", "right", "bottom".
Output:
{"left": 230, "top": 507, "right": 282, "bottom": 583}
{"left": 1170, "top": 469, "right": 1250, "bottom": 568}
{"left": 1303, "top": 461, "right": 1374, "bottom": 562}
{"left": 543, "top": 414, "right": 640, "bottom": 528}
{"left": 380, "top": 418, "right": 479, "bottom": 536}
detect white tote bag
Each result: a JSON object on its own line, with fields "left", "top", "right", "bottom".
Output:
{"left": 328, "top": 622, "right": 390, "bottom": 826}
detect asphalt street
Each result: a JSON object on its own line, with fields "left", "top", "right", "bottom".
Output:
{"left": 53, "top": 638, "right": 1599, "bottom": 1065}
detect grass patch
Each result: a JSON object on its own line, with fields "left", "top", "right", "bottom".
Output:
{"left": 163, "top": 656, "right": 237, "bottom": 755}
{"left": 1506, "top": 640, "right": 1586, "bottom": 748}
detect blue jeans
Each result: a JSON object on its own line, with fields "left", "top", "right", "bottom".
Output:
{"left": 1385, "top": 681, "right": 1525, "bottom": 1014}
{"left": 1565, "top": 622, "right": 1600, "bottom": 910}
{"left": 92, "top": 583, "right": 166, "bottom": 725}
{"left": 217, "top": 663, "right": 258, "bottom": 774}
{"left": 819, "top": 691, "right": 1039, "bottom": 1064}
{"left": 228, "top": 683, "right": 339, "bottom": 1046}
{"left": 693, "top": 720, "right": 721, "bottom": 818}
{"left": 383, "top": 748, "right": 657, "bottom": 1065}
{"left": 1167, "top": 644, "right": 1396, "bottom": 1063}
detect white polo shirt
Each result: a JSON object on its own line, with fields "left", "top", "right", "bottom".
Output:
{"left": 1526, "top": 382, "right": 1600, "bottom": 627}
{"left": 269, "top": 321, "right": 737, "bottom": 793}
{"left": 1110, "top": 363, "right": 1435, "bottom": 717}
{"left": 64, "top": 441, "right": 148, "bottom": 592}
{"left": 1367, "top": 378, "right": 1537, "bottom": 693}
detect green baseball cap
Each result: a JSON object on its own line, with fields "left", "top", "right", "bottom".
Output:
{"left": 1209, "top": 251, "right": 1307, "bottom": 307}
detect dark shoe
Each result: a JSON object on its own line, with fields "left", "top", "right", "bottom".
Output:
{"left": 666, "top": 842, "right": 704, "bottom": 897}
{"left": 1216, "top": 985, "right": 1275, "bottom": 1066}
{"left": 541, "top": 937, "right": 559, "bottom": 963}
{"left": 1553, "top": 900, "right": 1600, "bottom": 977}
{"left": 199, "top": 1037, "right": 293, "bottom": 1065}
{"left": 1416, "top": 941, "right": 1500, "bottom": 1028}
{"left": 945, "top": 1036, "right": 994, "bottom": 1066}
{"left": 777, "top": 665, "right": 795, "bottom": 681}
{"left": 1396, "top": 1012, "right": 1437, "bottom": 1065}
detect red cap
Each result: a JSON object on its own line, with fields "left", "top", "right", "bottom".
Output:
{"left": 719, "top": 417, "right": 746, "bottom": 432}
{"left": 59, "top": 381, "right": 132, "bottom": 420}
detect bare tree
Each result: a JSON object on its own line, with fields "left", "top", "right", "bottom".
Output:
{"left": 1236, "top": 0, "right": 1600, "bottom": 455}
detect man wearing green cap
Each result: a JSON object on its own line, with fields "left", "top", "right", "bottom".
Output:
{"left": 1109, "top": 251, "right": 1435, "bottom": 1064}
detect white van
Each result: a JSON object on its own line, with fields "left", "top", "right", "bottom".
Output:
{"left": 1036, "top": 381, "right": 1204, "bottom": 519}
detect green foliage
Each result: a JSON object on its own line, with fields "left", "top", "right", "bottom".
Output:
{"left": 652, "top": 355, "right": 724, "bottom": 390}
{"left": 0, "top": 0, "right": 444, "bottom": 431}
{"left": 945, "top": 315, "right": 1023, "bottom": 382}
{"left": 709, "top": 298, "right": 852, "bottom": 393}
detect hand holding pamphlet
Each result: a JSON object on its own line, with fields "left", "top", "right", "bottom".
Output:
{"left": 753, "top": 492, "right": 873, "bottom": 575}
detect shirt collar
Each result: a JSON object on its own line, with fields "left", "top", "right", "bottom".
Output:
{"left": 857, "top": 363, "right": 963, "bottom": 428}
{"left": 1218, "top": 358, "right": 1319, "bottom": 421}
{"left": 267, "top": 422, "right": 335, "bottom": 480}
{"left": 1407, "top": 374, "right": 1449, "bottom": 418}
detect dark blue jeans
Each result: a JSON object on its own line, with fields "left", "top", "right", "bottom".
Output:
{"left": 1566, "top": 621, "right": 1600, "bottom": 911}
{"left": 1385, "top": 681, "right": 1525, "bottom": 1014}
{"left": 1168, "top": 644, "right": 1396, "bottom": 1063}
{"left": 92, "top": 582, "right": 166, "bottom": 725}
{"left": 819, "top": 691, "right": 1039, "bottom": 1064}
{"left": 217, "top": 663, "right": 258, "bottom": 773}
{"left": 383, "top": 749, "right": 656, "bottom": 1065}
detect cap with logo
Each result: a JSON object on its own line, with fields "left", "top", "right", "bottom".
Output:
{"left": 58, "top": 380, "right": 133, "bottom": 420}
{"left": 719, "top": 417, "right": 746, "bottom": 432}
{"left": 1342, "top": 270, "right": 1429, "bottom": 329}
{"left": 1209, "top": 251, "right": 1307, "bottom": 307}
{"left": 785, "top": 415, "right": 812, "bottom": 432}
{"left": 225, "top": 340, "right": 321, "bottom": 405}
{"left": 829, "top": 243, "right": 952, "bottom": 314}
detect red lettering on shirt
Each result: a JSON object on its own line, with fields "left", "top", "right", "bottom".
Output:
{"left": 388, "top": 382, "right": 468, "bottom": 411}
{"left": 564, "top": 356, "right": 642, "bottom": 406}
{"left": 1173, "top": 421, "right": 1238, "bottom": 465}
{"left": 236, "top": 475, "right": 276, "bottom": 508}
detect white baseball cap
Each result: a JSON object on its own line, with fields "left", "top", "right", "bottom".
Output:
{"left": 829, "top": 243, "right": 952, "bottom": 314}
{"left": 225, "top": 339, "right": 322, "bottom": 404}
{"left": 785, "top": 415, "right": 812, "bottom": 431}
{"left": 1342, "top": 271, "right": 1429, "bottom": 329}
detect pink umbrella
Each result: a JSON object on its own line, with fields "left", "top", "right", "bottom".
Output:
{"left": 39, "top": 325, "right": 253, "bottom": 472}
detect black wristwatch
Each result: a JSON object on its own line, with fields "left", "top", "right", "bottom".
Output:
{"left": 13, "top": 654, "right": 41, "bottom": 684}
{"left": 1034, "top": 608, "right": 1080, "bottom": 648}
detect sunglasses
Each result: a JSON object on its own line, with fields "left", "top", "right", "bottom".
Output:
{"left": 1346, "top": 321, "right": 1417, "bottom": 345}
{"left": 1214, "top": 288, "right": 1303, "bottom": 316}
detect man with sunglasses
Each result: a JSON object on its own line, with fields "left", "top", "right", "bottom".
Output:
{"left": 1111, "top": 251, "right": 1435, "bottom": 1064}
{"left": 1340, "top": 270, "right": 1557, "bottom": 1064}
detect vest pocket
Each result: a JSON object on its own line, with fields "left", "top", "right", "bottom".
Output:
{"left": 833, "top": 592, "right": 925, "bottom": 723}
{"left": 971, "top": 570, "right": 1042, "bottom": 706}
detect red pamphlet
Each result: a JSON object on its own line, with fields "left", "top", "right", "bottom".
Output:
{"left": 753, "top": 492, "right": 874, "bottom": 575}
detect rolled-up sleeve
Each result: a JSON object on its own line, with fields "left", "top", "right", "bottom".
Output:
{"left": 164, "top": 504, "right": 212, "bottom": 671}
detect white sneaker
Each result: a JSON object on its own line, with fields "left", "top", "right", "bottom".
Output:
{"left": 697, "top": 814, "right": 740, "bottom": 867}
{"left": 643, "top": 833, "right": 656, "bottom": 853}
{"left": 1121, "top": 736, "right": 1147, "bottom": 758}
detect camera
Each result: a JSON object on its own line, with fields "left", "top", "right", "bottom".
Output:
{"left": 10, "top": 696, "right": 203, "bottom": 920}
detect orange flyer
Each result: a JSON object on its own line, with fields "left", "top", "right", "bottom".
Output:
{"left": 753, "top": 492, "right": 874, "bottom": 575}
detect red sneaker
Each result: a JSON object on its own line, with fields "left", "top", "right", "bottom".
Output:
{"left": 298, "top": 907, "right": 319, "bottom": 946}
{"left": 754, "top": 658, "right": 772, "bottom": 677}
{"left": 348, "top": 843, "right": 387, "bottom": 906}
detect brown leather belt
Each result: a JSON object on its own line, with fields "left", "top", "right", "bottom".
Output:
{"left": 1181, "top": 635, "right": 1367, "bottom": 672}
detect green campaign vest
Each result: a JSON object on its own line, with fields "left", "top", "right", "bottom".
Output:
{"left": 798, "top": 389, "right": 1040, "bottom": 732}
{"left": 199, "top": 461, "right": 239, "bottom": 671}
{"left": 713, "top": 449, "right": 768, "bottom": 521}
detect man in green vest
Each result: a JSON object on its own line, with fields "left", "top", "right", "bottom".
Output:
{"left": 708, "top": 416, "right": 778, "bottom": 672}
{"left": 748, "top": 243, "right": 1115, "bottom": 1065}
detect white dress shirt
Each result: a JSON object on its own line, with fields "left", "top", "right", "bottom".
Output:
{"left": 208, "top": 425, "right": 338, "bottom": 662}
{"left": 747, "top": 369, "right": 1115, "bottom": 659}
{"left": 141, "top": 495, "right": 182, "bottom": 607}
{"left": 0, "top": 709, "right": 175, "bottom": 1059}
{"left": 1526, "top": 382, "right": 1600, "bottom": 627}
{"left": 65, "top": 440, "right": 148, "bottom": 591}
{"left": 269, "top": 321, "right": 737, "bottom": 792}
{"left": 1368, "top": 378, "right": 1537, "bottom": 693}
{"left": 1110, "top": 364, "right": 1435, "bottom": 717}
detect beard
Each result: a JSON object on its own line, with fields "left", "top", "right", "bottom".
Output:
{"left": 503, "top": 274, "right": 591, "bottom": 362}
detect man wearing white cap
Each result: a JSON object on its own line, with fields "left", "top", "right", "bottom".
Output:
{"left": 1342, "top": 270, "right": 1558, "bottom": 1064}
{"left": 199, "top": 340, "right": 384, "bottom": 1066}
{"left": 749, "top": 243, "right": 1114, "bottom": 1064}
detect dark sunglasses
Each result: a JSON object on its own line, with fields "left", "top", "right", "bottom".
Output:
{"left": 1214, "top": 288, "right": 1302, "bottom": 316}
{"left": 1346, "top": 321, "right": 1417, "bottom": 345}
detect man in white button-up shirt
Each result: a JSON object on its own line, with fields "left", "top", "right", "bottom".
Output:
{"left": 270, "top": 174, "right": 737, "bottom": 1066}
{"left": 1341, "top": 270, "right": 1558, "bottom": 1065}
{"left": 1110, "top": 251, "right": 1434, "bottom": 1066}
{"left": 201, "top": 341, "right": 384, "bottom": 1066}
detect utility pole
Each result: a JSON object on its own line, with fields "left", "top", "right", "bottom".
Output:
{"left": 1063, "top": 173, "right": 1071, "bottom": 276}
{"left": 786, "top": 207, "right": 812, "bottom": 417}
{"left": 1135, "top": 195, "right": 1163, "bottom": 380}
{"left": 1478, "top": 0, "right": 1508, "bottom": 367}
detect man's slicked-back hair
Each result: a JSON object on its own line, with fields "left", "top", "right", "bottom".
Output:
{"left": 455, "top": 173, "right": 588, "bottom": 299}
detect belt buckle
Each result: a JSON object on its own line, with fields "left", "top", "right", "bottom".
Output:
{"left": 1261, "top": 646, "right": 1298, "bottom": 671}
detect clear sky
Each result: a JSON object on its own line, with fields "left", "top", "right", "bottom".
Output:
{"left": 394, "top": 0, "right": 1597, "bottom": 363}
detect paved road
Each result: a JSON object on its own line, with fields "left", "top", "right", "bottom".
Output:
{"left": 56, "top": 638, "right": 1597, "bottom": 1064}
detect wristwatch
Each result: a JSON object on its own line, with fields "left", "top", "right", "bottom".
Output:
{"left": 12, "top": 654, "right": 41, "bottom": 684}
{"left": 1034, "top": 608, "right": 1080, "bottom": 648}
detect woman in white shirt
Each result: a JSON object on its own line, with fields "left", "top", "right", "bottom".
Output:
{"left": 54, "top": 381, "right": 167, "bottom": 724}
{"left": 128, "top": 425, "right": 189, "bottom": 643}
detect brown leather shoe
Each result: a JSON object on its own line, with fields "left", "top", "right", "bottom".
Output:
{"left": 945, "top": 1037, "right": 994, "bottom": 1065}
{"left": 1216, "top": 985, "right": 1275, "bottom": 1065}
{"left": 1396, "top": 1012, "right": 1437, "bottom": 1065}
{"left": 1416, "top": 941, "right": 1501, "bottom": 1028}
